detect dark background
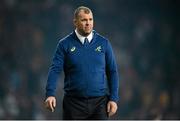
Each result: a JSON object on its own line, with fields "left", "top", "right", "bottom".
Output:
{"left": 0, "top": 0, "right": 179, "bottom": 119}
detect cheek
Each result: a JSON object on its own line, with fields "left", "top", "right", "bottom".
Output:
{"left": 77, "top": 23, "right": 84, "bottom": 28}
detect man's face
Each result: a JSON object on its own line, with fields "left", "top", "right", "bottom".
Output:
{"left": 74, "top": 10, "right": 94, "bottom": 36}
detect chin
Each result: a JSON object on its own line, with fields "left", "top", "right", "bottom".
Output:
{"left": 79, "top": 29, "right": 92, "bottom": 36}
{"left": 85, "top": 32, "right": 91, "bottom": 36}
{"left": 86, "top": 30, "right": 92, "bottom": 34}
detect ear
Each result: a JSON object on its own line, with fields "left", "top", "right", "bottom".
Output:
{"left": 73, "top": 19, "right": 77, "bottom": 27}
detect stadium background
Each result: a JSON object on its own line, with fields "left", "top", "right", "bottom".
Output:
{"left": 0, "top": 0, "right": 179, "bottom": 119}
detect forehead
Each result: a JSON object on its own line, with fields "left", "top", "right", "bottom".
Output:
{"left": 77, "top": 10, "right": 93, "bottom": 18}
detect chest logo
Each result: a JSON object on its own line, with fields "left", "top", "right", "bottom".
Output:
{"left": 70, "top": 46, "right": 76, "bottom": 52}
{"left": 95, "top": 46, "right": 102, "bottom": 52}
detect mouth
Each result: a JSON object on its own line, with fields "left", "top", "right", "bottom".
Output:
{"left": 85, "top": 27, "right": 91, "bottom": 31}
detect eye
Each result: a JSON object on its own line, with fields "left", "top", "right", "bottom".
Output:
{"left": 81, "top": 19, "right": 87, "bottom": 22}
{"left": 89, "top": 18, "right": 93, "bottom": 21}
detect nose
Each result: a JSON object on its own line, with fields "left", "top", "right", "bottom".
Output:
{"left": 86, "top": 20, "right": 90, "bottom": 26}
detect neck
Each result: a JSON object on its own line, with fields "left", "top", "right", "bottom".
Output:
{"left": 76, "top": 29, "right": 91, "bottom": 37}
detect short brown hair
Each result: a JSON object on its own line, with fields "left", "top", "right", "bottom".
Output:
{"left": 74, "top": 6, "right": 93, "bottom": 19}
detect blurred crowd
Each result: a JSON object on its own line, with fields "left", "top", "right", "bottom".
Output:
{"left": 0, "top": 0, "right": 179, "bottom": 119}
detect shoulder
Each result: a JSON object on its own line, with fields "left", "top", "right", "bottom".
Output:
{"left": 93, "top": 31, "right": 114, "bottom": 52}
{"left": 94, "top": 30, "right": 108, "bottom": 40}
{"left": 94, "top": 30, "right": 109, "bottom": 43}
{"left": 58, "top": 32, "right": 73, "bottom": 45}
{"left": 53, "top": 32, "right": 74, "bottom": 52}
{"left": 94, "top": 30, "right": 111, "bottom": 48}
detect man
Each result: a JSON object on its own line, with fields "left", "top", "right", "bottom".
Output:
{"left": 44, "top": 6, "right": 119, "bottom": 120}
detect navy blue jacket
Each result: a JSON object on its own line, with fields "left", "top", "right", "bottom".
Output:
{"left": 46, "top": 30, "right": 119, "bottom": 102}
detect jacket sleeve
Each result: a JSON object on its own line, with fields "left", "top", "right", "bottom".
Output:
{"left": 105, "top": 40, "right": 119, "bottom": 102}
{"left": 45, "top": 41, "right": 65, "bottom": 97}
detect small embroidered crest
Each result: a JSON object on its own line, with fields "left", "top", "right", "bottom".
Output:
{"left": 95, "top": 46, "right": 102, "bottom": 52}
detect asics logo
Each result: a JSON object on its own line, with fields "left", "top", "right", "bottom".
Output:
{"left": 70, "top": 46, "right": 76, "bottom": 52}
